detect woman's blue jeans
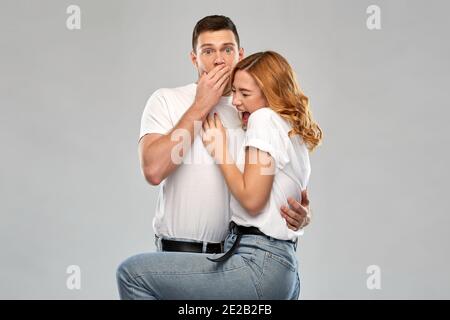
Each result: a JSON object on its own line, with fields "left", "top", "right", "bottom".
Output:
{"left": 116, "top": 231, "right": 300, "bottom": 300}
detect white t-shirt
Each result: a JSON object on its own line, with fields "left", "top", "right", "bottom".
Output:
{"left": 140, "top": 83, "right": 245, "bottom": 243}
{"left": 230, "top": 107, "right": 311, "bottom": 241}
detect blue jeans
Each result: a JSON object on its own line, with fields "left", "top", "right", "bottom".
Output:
{"left": 116, "top": 231, "right": 300, "bottom": 300}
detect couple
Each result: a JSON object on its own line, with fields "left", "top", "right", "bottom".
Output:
{"left": 116, "top": 15, "right": 322, "bottom": 300}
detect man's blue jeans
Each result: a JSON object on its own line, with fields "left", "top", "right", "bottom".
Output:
{"left": 116, "top": 231, "right": 301, "bottom": 300}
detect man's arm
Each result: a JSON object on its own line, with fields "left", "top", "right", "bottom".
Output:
{"left": 139, "top": 64, "right": 230, "bottom": 185}
{"left": 139, "top": 105, "right": 207, "bottom": 185}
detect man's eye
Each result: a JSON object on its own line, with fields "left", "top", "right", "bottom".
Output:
{"left": 203, "top": 49, "right": 212, "bottom": 55}
{"left": 225, "top": 47, "right": 233, "bottom": 54}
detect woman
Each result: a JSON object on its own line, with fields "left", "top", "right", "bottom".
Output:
{"left": 117, "top": 51, "right": 322, "bottom": 300}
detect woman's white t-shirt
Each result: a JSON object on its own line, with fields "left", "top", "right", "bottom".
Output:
{"left": 230, "top": 107, "right": 311, "bottom": 241}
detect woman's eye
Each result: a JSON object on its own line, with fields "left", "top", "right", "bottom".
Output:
{"left": 242, "top": 94, "right": 249, "bottom": 97}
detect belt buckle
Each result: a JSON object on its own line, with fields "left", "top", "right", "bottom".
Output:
{"left": 203, "top": 241, "right": 224, "bottom": 254}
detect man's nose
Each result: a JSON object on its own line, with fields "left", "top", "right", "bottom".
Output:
{"left": 214, "top": 52, "right": 225, "bottom": 65}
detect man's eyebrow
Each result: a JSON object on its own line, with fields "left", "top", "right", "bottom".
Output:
{"left": 199, "top": 43, "right": 237, "bottom": 48}
{"left": 221, "top": 43, "right": 237, "bottom": 47}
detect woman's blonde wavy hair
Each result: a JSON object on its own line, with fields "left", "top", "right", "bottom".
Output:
{"left": 231, "top": 51, "right": 323, "bottom": 152}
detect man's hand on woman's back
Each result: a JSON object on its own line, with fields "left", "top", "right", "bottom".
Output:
{"left": 280, "top": 188, "right": 311, "bottom": 231}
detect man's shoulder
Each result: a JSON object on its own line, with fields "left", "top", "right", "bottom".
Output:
{"left": 151, "top": 83, "right": 196, "bottom": 99}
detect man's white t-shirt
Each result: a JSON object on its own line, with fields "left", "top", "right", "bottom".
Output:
{"left": 140, "top": 83, "right": 245, "bottom": 243}
{"left": 230, "top": 107, "right": 310, "bottom": 241}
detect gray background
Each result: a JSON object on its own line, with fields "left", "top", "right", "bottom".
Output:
{"left": 1, "top": 0, "right": 449, "bottom": 299}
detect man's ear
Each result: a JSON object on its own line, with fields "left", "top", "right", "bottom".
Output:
{"left": 238, "top": 47, "right": 245, "bottom": 62}
{"left": 190, "top": 51, "right": 198, "bottom": 67}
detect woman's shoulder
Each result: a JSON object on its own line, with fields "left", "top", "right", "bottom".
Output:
{"left": 248, "top": 107, "right": 276, "bottom": 119}
{"left": 247, "top": 107, "right": 283, "bottom": 127}
{"left": 247, "top": 107, "right": 270, "bottom": 121}
{"left": 248, "top": 107, "right": 291, "bottom": 135}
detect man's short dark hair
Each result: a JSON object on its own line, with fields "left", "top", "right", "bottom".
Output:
{"left": 192, "top": 15, "right": 240, "bottom": 51}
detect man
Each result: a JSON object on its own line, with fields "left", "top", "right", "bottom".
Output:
{"left": 136, "top": 15, "right": 311, "bottom": 255}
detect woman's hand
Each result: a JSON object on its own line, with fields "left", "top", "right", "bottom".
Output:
{"left": 201, "top": 113, "right": 228, "bottom": 163}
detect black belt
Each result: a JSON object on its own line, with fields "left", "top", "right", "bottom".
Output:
{"left": 207, "top": 222, "right": 266, "bottom": 263}
{"left": 160, "top": 238, "right": 224, "bottom": 254}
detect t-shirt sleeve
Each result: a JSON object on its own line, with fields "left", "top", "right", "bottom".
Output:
{"left": 139, "top": 89, "right": 173, "bottom": 141}
{"left": 243, "top": 109, "right": 290, "bottom": 170}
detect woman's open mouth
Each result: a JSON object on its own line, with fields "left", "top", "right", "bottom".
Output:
{"left": 242, "top": 111, "right": 251, "bottom": 126}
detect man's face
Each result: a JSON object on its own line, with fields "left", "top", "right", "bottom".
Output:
{"left": 191, "top": 30, "right": 244, "bottom": 76}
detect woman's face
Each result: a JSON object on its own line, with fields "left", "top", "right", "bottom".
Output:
{"left": 232, "top": 70, "right": 268, "bottom": 126}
